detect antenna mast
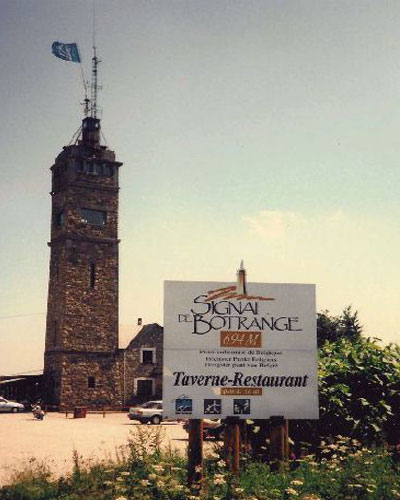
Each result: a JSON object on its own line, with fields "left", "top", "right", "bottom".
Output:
{"left": 90, "top": 0, "right": 99, "bottom": 118}
{"left": 91, "top": 48, "right": 99, "bottom": 118}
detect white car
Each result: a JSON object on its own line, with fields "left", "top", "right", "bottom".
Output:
{"left": 0, "top": 397, "right": 24, "bottom": 413}
{"left": 128, "top": 400, "right": 163, "bottom": 424}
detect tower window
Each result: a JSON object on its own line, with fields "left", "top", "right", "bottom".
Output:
{"left": 141, "top": 348, "right": 156, "bottom": 365}
{"left": 52, "top": 320, "right": 58, "bottom": 347}
{"left": 88, "top": 376, "right": 96, "bottom": 389}
{"left": 55, "top": 211, "right": 65, "bottom": 227}
{"left": 89, "top": 262, "right": 96, "bottom": 288}
{"left": 103, "top": 164, "right": 114, "bottom": 177}
{"left": 80, "top": 209, "right": 106, "bottom": 227}
{"left": 54, "top": 257, "right": 59, "bottom": 280}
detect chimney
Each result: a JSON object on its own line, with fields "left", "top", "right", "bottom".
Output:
{"left": 236, "top": 260, "right": 247, "bottom": 295}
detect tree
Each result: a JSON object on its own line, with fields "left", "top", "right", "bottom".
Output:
{"left": 317, "top": 306, "right": 362, "bottom": 347}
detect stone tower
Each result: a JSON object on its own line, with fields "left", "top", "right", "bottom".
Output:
{"left": 43, "top": 116, "right": 122, "bottom": 407}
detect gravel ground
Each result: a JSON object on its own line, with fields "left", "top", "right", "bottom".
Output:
{"left": 0, "top": 412, "right": 189, "bottom": 486}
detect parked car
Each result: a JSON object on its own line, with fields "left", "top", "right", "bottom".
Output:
{"left": 183, "top": 419, "right": 224, "bottom": 440}
{"left": 128, "top": 400, "right": 163, "bottom": 424}
{"left": 0, "top": 397, "right": 24, "bottom": 413}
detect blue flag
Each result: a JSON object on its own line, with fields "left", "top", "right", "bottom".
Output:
{"left": 51, "top": 42, "right": 81, "bottom": 63}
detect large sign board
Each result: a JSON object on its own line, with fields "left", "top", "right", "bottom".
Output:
{"left": 163, "top": 280, "right": 319, "bottom": 419}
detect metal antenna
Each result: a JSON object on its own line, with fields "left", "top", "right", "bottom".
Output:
{"left": 90, "top": 0, "right": 100, "bottom": 118}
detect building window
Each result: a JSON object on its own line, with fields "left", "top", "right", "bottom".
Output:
{"left": 52, "top": 320, "right": 58, "bottom": 347}
{"left": 141, "top": 348, "right": 156, "bottom": 365}
{"left": 55, "top": 210, "right": 65, "bottom": 227}
{"left": 80, "top": 208, "right": 106, "bottom": 227}
{"left": 134, "top": 378, "right": 154, "bottom": 397}
{"left": 54, "top": 257, "right": 59, "bottom": 280}
{"left": 88, "top": 376, "right": 96, "bottom": 389}
{"left": 89, "top": 262, "right": 96, "bottom": 288}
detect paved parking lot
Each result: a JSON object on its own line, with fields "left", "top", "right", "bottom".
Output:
{"left": 0, "top": 412, "right": 189, "bottom": 485}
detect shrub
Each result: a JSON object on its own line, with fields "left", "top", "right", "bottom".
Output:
{"left": 318, "top": 336, "right": 400, "bottom": 444}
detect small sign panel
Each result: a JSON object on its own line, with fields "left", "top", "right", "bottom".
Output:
{"left": 163, "top": 280, "right": 319, "bottom": 419}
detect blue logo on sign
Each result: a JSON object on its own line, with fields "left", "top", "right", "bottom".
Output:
{"left": 176, "top": 398, "right": 192, "bottom": 414}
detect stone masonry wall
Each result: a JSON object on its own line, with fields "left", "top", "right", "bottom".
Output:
{"left": 116, "top": 324, "right": 164, "bottom": 404}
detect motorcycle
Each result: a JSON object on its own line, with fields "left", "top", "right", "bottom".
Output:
{"left": 32, "top": 404, "right": 45, "bottom": 420}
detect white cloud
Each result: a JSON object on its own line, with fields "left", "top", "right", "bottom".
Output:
{"left": 242, "top": 210, "right": 306, "bottom": 238}
{"left": 242, "top": 209, "right": 346, "bottom": 239}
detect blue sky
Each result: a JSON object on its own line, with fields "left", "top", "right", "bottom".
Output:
{"left": 1, "top": 0, "right": 400, "bottom": 374}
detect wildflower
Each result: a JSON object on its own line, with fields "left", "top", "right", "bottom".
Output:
{"left": 140, "top": 479, "right": 150, "bottom": 486}
{"left": 119, "top": 471, "right": 130, "bottom": 476}
{"left": 213, "top": 474, "right": 226, "bottom": 485}
{"left": 234, "top": 487, "right": 245, "bottom": 493}
{"left": 195, "top": 465, "right": 203, "bottom": 473}
{"left": 116, "top": 477, "right": 124, "bottom": 482}
{"left": 104, "top": 481, "right": 113, "bottom": 486}
{"left": 149, "top": 473, "right": 157, "bottom": 480}
{"left": 285, "top": 487, "right": 298, "bottom": 496}
{"left": 291, "top": 479, "right": 303, "bottom": 486}
{"left": 114, "top": 497, "right": 128, "bottom": 500}
{"left": 391, "top": 491, "right": 400, "bottom": 499}
{"left": 214, "top": 477, "right": 226, "bottom": 485}
{"left": 217, "top": 459, "right": 226, "bottom": 468}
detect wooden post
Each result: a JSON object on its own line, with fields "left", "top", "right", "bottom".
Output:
{"left": 269, "top": 416, "right": 288, "bottom": 471}
{"left": 224, "top": 417, "right": 241, "bottom": 475}
{"left": 188, "top": 419, "right": 203, "bottom": 485}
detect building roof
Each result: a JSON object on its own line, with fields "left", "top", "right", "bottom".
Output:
{"left": 0, "top": 378, "right": 26, "bottom": 384}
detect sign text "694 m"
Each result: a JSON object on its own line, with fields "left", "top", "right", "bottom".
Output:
{"left": 220, "top": 331, "right": 262, "bottom": 348}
